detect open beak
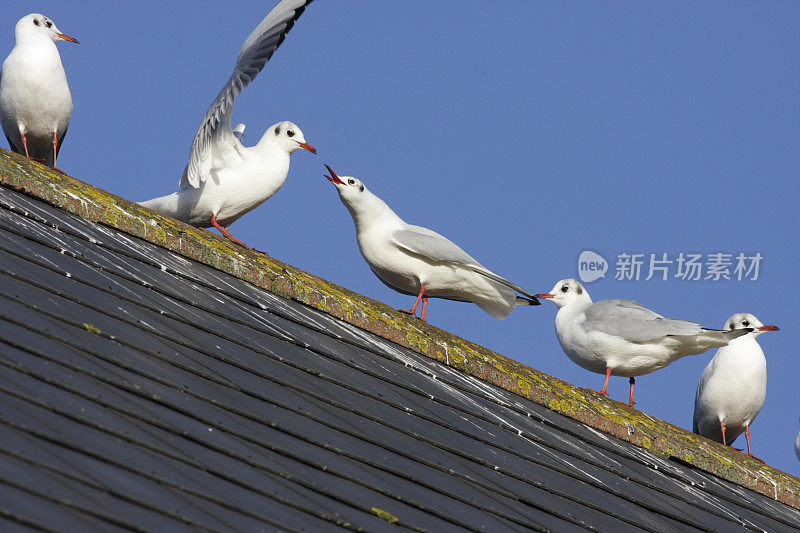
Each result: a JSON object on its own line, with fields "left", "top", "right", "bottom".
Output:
{"left": 296, "top": 141, "right": 316, "bottom": 154}
{"left": 758, "top": 325, "right": 779, "bottom": 331}
{"left": 57, "top": 33, "right": 79, "bottom": 44}
{"left": 534, "top": 293, "right": 554, "bottom": 299}
{"left": 324, "top": 164, "right": 344, "bottom": 185}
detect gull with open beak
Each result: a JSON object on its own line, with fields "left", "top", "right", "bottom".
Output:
{"left": 1, "top": 14, "right": 78, "bottom": 170}
{"left": 324, "top": 164, "right": 539, "bottom": 321}
{"left": 139, "top": 0, "right": 316, "bottom": 248}
{"left": 536, "top": 279, "right": 751, "bottom": 406}
{"left": 693, "top": 313, "right": 778, "bottom": 460}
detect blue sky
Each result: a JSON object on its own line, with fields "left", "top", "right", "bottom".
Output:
{"left": 4, "top": 2, "right": 799, "bottom": 474}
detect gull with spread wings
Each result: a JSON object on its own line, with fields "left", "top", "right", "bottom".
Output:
{"left": 140, "top": 0, "right": 316, "bottom": 248}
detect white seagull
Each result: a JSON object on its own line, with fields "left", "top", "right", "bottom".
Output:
{"left": 693, "top": 313, "right": 778, "bottom": 460}
{"left": 139, "top": 0, "right": 316, "bottom": 248}
{"left": 323, "top": 164, "right": 539, "bottom": 321}
{"left": 536, "top": 279, "right": 751, "bottom": 406}
{"left": 0, "top": 13, "right": 78, "bottom": 170}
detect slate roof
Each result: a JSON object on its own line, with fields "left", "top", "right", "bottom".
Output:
{"left": 0, "top": 148, "right": 799, "bottom": 532}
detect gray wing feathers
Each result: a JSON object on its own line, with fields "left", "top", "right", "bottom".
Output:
{"left": 182, "top": 0, "right": 313, "bottom": 188}
{"left": 583, "top": 299, "right": 704, "bottom": 343}
{"left": 468, "top": 268, "right": 538, "bottom": 301}
{"left": 692, "top": 365, "right": 710, "bottom": 434}
{"left": 392, "top": 227, "right": 537, "bottom": 300}
{"left": 392, "top": 226, "right": 479, "bottom": 266}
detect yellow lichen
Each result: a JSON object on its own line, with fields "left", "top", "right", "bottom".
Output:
{"left": 371, "top": 508, "right": 399, "bottom": 524}
{"left": 405, "top": 331, "right": 430, "bottom": 353}
{"left": 83, "top": 323, "right": 101, "bottom": 335}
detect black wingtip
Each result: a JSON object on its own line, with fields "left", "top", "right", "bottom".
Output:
{"left": 516, "top": 296, "right": 541, "bottom": 306}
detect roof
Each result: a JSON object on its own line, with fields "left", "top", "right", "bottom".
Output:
{"left": 1, "top": 147, "right": 799, "bottom": 531}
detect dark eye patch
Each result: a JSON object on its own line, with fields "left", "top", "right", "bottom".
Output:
{"left": 274, "top": 126, "right": 280, "bottom": 135}
{"left": 359, "top": 184, "right": 365, "bottom": 192}
{"left": 33, "top": 19, "right": 40, "bottom": 26}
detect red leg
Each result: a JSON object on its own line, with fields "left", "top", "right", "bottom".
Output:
{"left": 743, "top": 426, "right": 764, "bottom": 462}
{"left": 590, "top": 367, "right": 612, "bottom": 397}
{"left": 52, "top": 131, "right": 58, "bottom": 168}
{"left": 20, "top": 131, "right": 30, "bottom": 157}
{"left": 49, "top": 131, "right": 67, "bottom": 173}
{"left": 398, "top": 282, "right": 426, "bottom": 320}
{"left": 627, "top": 377, "right": 636, "bottom": 407}
{"left": 720, "top": 420, "right": 727, "bottom": 446}
{"left": 744, "top": 425, "right": 751, "bottom": 454}
{"left": 419, "top": 295, "right": 429, "bottom": 322}
{"left": 210, "top": 214, "right": 248, "bottom": 248}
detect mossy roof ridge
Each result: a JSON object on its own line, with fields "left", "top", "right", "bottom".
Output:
{"left": 1, "top": 148, "right": 798, "bottom": 509}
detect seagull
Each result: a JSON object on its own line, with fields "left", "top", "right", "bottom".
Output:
{"left": 693, "top": 313, "right": 778, "bottom": 460}
{"left": 323, "top": 164, "right": 539, "bottom": 321}
{"left": 535, "top": 279, "right": 751, "bottom": 406}
{"left": 139, "top": 0, "right": 316, "bottom": 248}
{"left": 0, "top": 13, "right": 78, "bottom": 170}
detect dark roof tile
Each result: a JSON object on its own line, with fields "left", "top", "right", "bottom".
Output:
{"left": 1, "top": 149, "right": 800, "bottom": 531}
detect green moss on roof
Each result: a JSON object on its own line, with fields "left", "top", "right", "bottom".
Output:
{"left": 1, "top": 148, "right": 798, "bottom": 509}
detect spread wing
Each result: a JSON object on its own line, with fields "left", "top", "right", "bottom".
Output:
{"left": 392, "top": 226, "right": 538, "bottom": 301}
{"left": 181, "top": 0, "right": 313, "bottom": 188}
{"left": 582, "top": 299, "right": 704, "bottom": 343}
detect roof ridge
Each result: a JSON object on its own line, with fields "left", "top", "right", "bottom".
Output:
{"left": 1, "top": 148, "right": 798, "bottom": 509}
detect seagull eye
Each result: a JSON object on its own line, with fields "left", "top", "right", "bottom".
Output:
{"left": 561, "top": 286, "right": 570, "bottom": 292}
{"left": 347, "top": 179, "right": 355, "bottom": 185}
{"left": 742, "top": 320, "right": 749, "bottom": 327}
{"left": 286, "top": 130, "right": 295, "bottom": 138}
{"left": 45, "top": 20, "right": 52, "bottom": 28}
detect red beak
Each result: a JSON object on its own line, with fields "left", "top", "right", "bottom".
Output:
{"left": 57, "top": 33, "right": 79, "bottom": 44}
{"left": 324, "top": 164, "right": 344, "bottom": 185}
{"left": 758, "top": 325, "right": 779, "bottom": 331}
{"left": 534, "top": 293, "right": 554, "bottom": 299}
{"left": 296, "top": 141, "right": 316, "bottom": 154}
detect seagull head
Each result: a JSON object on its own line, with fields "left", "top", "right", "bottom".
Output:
{"left": 324, "top": 163, "right": 386, "bottom": 219}
{"left": 724, "top": 312, "right": 779, "bottom": 339}
{"left": 535, "top": 278, "right": 592, "bottom": 309}
{"left": 16, "top": 14, "right": 78, "bottom": 44}
{"left": 323, "top": 164, "right": 367, "bottom": 199}
{"left": 268, "top": 121, "right": 315, "bottom": 154}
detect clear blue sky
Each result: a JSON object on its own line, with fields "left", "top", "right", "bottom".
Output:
{"left": 5, "top": 2, "right": 798, "bottom": 474}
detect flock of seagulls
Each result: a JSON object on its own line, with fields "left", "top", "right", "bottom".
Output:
{"left": 0, "top": 1, "right": 791, "bottom": 465}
